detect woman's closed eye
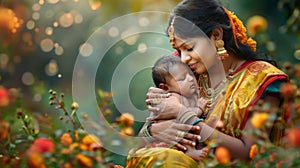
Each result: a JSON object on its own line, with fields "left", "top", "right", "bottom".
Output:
{"left": 186, "top": 47, "right": 194, "bottom": 52}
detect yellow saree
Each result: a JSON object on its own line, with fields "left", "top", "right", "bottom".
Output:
{"left": 126, "top": 147, "right": 198, "bottom": 168}
{"left": 206, "top": 61, "right": 288, "bottom": 141}
{"left": 126, "top": 61, "right": 288, "bottom": 167}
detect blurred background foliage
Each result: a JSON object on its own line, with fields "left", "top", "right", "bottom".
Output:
{"left": 0, "top": 0, "right": 300, "bottom": 166}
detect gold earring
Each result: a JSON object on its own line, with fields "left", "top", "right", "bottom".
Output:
{"left": 168, "top": 17, "right": 176, "bottom": 47}
{"left": 216, "top": 39, "right": 229, "bottom": 60}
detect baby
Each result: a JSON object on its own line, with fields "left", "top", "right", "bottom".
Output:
{"left": 145, "top": 55, "right": 209, "bottom": 161}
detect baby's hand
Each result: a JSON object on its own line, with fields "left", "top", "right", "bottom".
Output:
{"left": 197, "top": 97, "right": 208, "bottom": 115}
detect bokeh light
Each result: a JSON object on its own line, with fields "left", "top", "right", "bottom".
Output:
{"left": 108, "top": 27, "right": 119, "bottom": 37}
{"left": 79, "top": 43, "right": 93, "bottom": 57}
{"left": 139, "top": 17, "right": 150, "bottom": 27}
{"left": 40, "top": 38, "right": 54, "bottom": 52}
{"left": 26, "top": 20, "right": 35, "bottom": 30}
{"left": 22, "top": 72, "right": 35, "bottom": 86}
{"left": 137, "top": 43, "right": 147, "bottom": 53}
{"left": 89, "top": 0, "right": 102, "bottom": 10}
{"left": 115, "top": 46, "right": 123, "bottom": 55}
{"left": 32, "top": 3, "right": 41, "bottom": 11}
{"left": 294, "top": 49, "right": 300, "bottom": 60}
{"left": 45, "top": 59, "right": 58, "bottom": 76}
{"left": 59, "top": 13, "right": 74, "bottom": 28}
{"left": 32, "top": 12, "right": 40, "bottom": 20}
{"left": 45, "top": 27, "right": 53, "bottom": 36}
{"left": 47, "top": 0, "right": 60, "bottom": 4}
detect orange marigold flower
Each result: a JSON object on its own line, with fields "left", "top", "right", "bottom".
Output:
{"left": 119, "top": 113, "right": 134, "bottom": 127}
{"left": 280, "top": 83, "right": 297, "bottom": 98}
{"left": 32, "top": 138, "right": 55, "bottom": 153}
{"left": 60, "top": 133, "right": 73, "bottom": 145}
{"left": 63, "top": 163, "right": 72, "bottom": 168}
{"left": 215, "top": 146, "right": 231, "bottom": 165}
{"left": 82, "top": 134, "right": 102, "bottom": 151}
{"left": 246, "top": 15, "right": 268, "bottom": 37}
{"left": 251, "top": 112, "right": 269, "bottom": 128}
{"left": 27, "top": 152, "right": 46, "bottom": 168}
{"left": 82, "top": 134, "right": 101, "bottom": 146}
{"left": 249, "top": 144, "right": 258, "bottom": 159}
{"left": 287, "top": 128, "right": 300, "bottom": 147}
{"left": 76, "top": 154, "right": 93, "bottom": 167}
{"left": 0, "top": 87, "right": 10, "bottom": 107}
{"left": 0, "top": 120, "right": 10, "bottom": 139}
{"left": 0, "top": 7, "right": 22, "bottom": 34}
{"left": 120, "top": 127, "right": 134, "bottom": 136}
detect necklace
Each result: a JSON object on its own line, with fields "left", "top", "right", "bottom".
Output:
{"left": 198, "top": 72, "right": 227, "bottom": 119}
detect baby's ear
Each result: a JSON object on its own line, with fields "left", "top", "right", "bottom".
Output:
{"left": 159, "top": 83, "right": 168, "bottom": 91}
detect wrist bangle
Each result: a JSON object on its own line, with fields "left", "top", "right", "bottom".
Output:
{"left": 146, "top": 121, "right": 154, "bottom": 136}
{"left": 141, "top": 121, "right": 156, "bottom": 143}
{"left": 191, "top": 118, "right": 204, "bottom": 125}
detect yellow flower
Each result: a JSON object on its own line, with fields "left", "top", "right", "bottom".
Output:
{"left": 215, "top": 146, "right": 231, "bottom": 165}
{"left": 60, "top": 133, "right": 73, "bottom": 145}
{"left": 247, "top": 15, "right": 268, "bottom": 37}
{"left": 76, "top": 154, "right": 93, "bottom": 167}
{"left": 251, "top": 112, "right": 269, "bottom": 128}
{"left": 249, "top": 144, "right": 258, "bottom": 159}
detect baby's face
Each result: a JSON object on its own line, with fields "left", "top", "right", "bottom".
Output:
{"left": 166, "top": 63, "right": 198, "bottom": 97}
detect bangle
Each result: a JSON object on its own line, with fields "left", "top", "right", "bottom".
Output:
{"left": 146, "top": 121, "right": 154, "bottom": 136}
{"left": 141, "top": 121, "right": 156, "bottom": 143}
{"left": 177, "top": 111, "right": 197, "bottom": 124}
{"left": 191, "top": 118, "right": 204, "bottom": 125}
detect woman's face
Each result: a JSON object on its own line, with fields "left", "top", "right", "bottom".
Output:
{"left": 173, "top": 35, "right": 218, "bottom": 75}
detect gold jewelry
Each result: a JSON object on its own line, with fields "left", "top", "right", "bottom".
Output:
{"left": 152, "top": 98, "right": 161, "bottom": 105}
{"left": 216, "top": 39, "right": 229, "bottom": 60}
{"left": 198, "top": 72, "right": 227, "bottom": 119}
{"left": 175, "top": 131, "right": 185, "bottom": 141}
{"left": 168, "top": 17, "right": 176, "bottom": 47}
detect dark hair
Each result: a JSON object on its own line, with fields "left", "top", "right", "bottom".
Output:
{"left": 167, "top": 0, "right": 277, "bottom": 66}
{"left": 152, "top": 55, "right": 191, "bottom": 87}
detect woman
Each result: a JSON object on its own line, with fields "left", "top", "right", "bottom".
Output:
{"left": 127, "top": 0, "right": 289, "bottom": 166}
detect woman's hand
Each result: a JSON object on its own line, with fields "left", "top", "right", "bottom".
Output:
{"left": 149, "top": 120, "right": 201, "bottom": 151}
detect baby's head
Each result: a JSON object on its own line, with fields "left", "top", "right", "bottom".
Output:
{"left": 152, "top": 55, "right": 198, "bottom": 97}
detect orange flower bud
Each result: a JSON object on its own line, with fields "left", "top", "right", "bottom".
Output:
{"left": 251, "top": 112, "right": 269, "bottom": 128}
{"left": 249, "top": 144, "right": 258, "bottom": 159}
{"left": 120, "top": 127, "right": 134, "bottom": 136}
{"left": 76, "top": 154, "right": 93, "bottom": 167}
{"left": 82, "top": 134, "right": 101, "bottom": 147}
{"left": 60, "top": 133, "right": 73, "bottom": 145}
{"left": 119, "top": 113, "right": 134, "bottom": 127}
{"left": 215, "top": 146, "right": 231, "bottom": 165}
{"left": 0, "top": 120, "right": 10, "bottom": 139}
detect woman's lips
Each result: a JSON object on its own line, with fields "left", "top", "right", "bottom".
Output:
{"left": 189, "top": 63, "right": 198, "bottom": 70}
